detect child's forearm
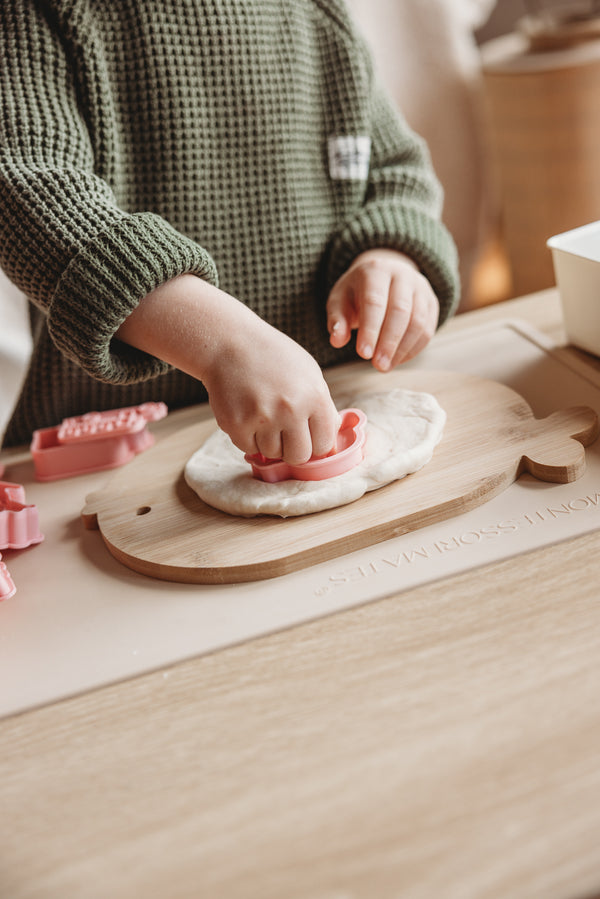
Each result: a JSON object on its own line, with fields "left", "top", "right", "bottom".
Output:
{"left": 115, "top": 273, "right": 251, "bottom": 383}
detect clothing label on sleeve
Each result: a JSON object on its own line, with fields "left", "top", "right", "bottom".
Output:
{"left": 328, "top": 135, "right": 371, "bottom": 181}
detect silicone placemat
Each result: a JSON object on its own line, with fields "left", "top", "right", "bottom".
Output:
{"left": 1, "top": 320, "right": 600, "bottom": 718}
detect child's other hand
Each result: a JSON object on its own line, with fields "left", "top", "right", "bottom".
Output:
{"left": 327, "top": 249, "right": 439, "bottom": 371}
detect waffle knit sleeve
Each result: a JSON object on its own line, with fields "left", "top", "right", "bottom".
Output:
{"left": 0, "top": 2, "right": 218, "bottom": 386}
{"left": 324, "top": 25, "right": 461, "bottom": 325}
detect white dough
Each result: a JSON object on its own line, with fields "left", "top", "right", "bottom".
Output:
{"left": 184, "top": 388, "right": 445, "bottom": 518}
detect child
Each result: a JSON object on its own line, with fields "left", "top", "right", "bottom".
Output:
{"left": 0, "top": 0, "right": 459, "bottom": 463}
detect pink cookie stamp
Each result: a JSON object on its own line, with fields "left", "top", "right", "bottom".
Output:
{"left": 0, "top": 481, "right": 44, "bottom": 601}
{"left": 31, "top": 402, "right": 168, "bottom": 481}
{"left": 0, "top": 553, "right": 16, "bottom": 601}
{"left": 0, "top": 481, "right": 44, "bottom": 550}
{"left": 245, "top": 408, "right": 367, "bottom": 483}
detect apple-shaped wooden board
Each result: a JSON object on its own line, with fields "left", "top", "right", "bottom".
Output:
{"left": 82, "top": 369, "right": 599, "bottom": 584}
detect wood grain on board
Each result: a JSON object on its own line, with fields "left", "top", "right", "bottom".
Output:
{"left": 81, "top": 367, "right": 599, "bottom": 584}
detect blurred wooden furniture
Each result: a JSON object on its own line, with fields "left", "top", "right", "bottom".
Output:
{"left": 1, "top": 291, "right": 600, "bottom": 899}
{"left": 481, "top": 24, "right": 600, "bottom": 296}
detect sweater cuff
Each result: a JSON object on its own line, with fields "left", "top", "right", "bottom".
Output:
{"left": 325, "top": 202, "right": 461, "bottom": 326}
{"left": 48, "top": 212, "right": 219, "bottom": 384}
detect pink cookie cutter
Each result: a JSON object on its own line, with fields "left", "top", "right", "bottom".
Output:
{"left": 0, "top": 552, "right": 16, "bottom": 601}
{"left": 31, "top": 402, "right": 168, "bottom": 481}
{"left": 0, "top": 481, "right": 44, "bottom": 550}
{"left": 245, "top": 408, "right": 367, "bottom": 483}
{"left": 0, "top": 480, "right": 44, "bottom": 601}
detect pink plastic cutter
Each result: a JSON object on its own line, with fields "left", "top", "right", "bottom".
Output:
{"left": 0, "top": 553, "right": 16, "bottom": 601}
{"left": 0, "top": 480, "right": 44, "bottom": 601}
{"left": 245, "top": 408, "right": 367, "bottom": 483}
{"left": 0, "top": 481, "right": 44, "bottom": 550}
{"left": 31, "top": 402, "right": 168, "bottom": 481}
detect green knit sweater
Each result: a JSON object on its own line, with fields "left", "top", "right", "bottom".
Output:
{"left": 0, "top": 0, "right": 459, "bottom": 447}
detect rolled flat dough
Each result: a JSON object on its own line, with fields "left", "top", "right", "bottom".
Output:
{"left": 184, "top": 388, "right": 445, "bottom": 518}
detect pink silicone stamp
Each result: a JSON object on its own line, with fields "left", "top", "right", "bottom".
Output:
{"left": 245, "top": 408, "right": 367, "bottom": 483}
{"left": 0, "top": 552, "right": 16, "bottom": 601}
{"left": 0, "top": 481, "right": 44, "bottom": 550}
{"left": 0, "top": 480, "right": 44, "bottom": 601}
{"left": 31, "top": 402, "right": 168, "bottom": 481}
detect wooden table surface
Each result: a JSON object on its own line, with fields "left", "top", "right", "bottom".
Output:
{"left": 2, "top": 290, "right": 600, "bottom": 899}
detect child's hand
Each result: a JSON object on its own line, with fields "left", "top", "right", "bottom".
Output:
{"left": 117, "top": 275, "right": 340, "bottom": 465}
{"left": 327, "top": 249, "right": 439, "bottom": 370}
{"left": 202, "top": 316, "right": 341, "bottom": 465}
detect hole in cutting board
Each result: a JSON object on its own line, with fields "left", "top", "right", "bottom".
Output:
{"left": 136, "top": 506, "right": 151, "bottom": 516}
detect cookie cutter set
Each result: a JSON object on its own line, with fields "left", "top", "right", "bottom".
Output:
{"left": 2, "top": 401, "right": 367, "bottom": 598}
{"left": 1, "top": 402, "right": 168, "bottom": 599}
{"left": 245, "top": 408, "right": 367, "bottom": 482}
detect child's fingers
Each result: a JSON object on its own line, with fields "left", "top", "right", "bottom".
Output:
{"left": 371, "top": 276, "right": 414, "bottom": 371}
{"left": 254, "top": 393, "right": 340, "bottom": 465}
{"left": 254, "top": 419, "right": 313, "bottom": 466}
{"left": 309, "top": 408, "right": 341, "bottom": 459}
{"left": 326, "top": 280, "right": 353, "bottom": 348}
{"left": 281, "top": 421, "right": 314, "bottom": 466}
{"left": 253, "top": 426, "right": 283, "bottom": 462}
{"left": 328, "top": 252, "right": 439, "bottom": 368}
{"left": 389, "top": 289, "right": 439, "bottom": 366}
{"left": 355, "top": 266, "right": 393, "bottom": 360}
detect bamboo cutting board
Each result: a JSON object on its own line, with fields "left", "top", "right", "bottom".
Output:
{"left": 82, "top": 368, "right": 598, "bottom": 584}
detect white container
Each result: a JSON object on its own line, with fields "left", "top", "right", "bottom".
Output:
{"left": 548, "top": 220, "right": 600, "bottom": 356}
